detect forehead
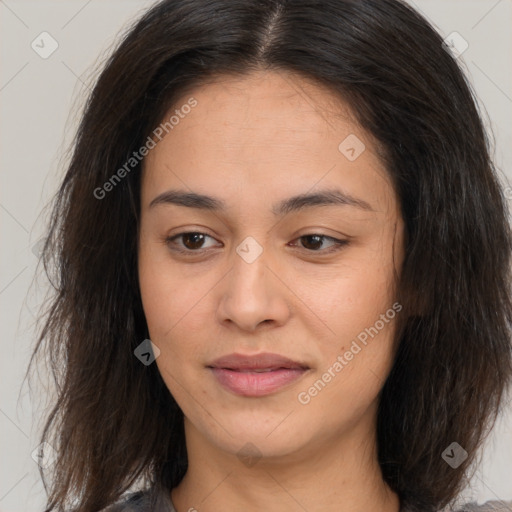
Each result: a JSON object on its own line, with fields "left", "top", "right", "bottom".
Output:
{"left": 140, "top": 70, "right": 395, "bottom": 216}
{"left": 165, "top": 70, "right": 360, "bottom": 148}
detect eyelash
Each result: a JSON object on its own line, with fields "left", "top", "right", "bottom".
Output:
{"left": 164, "top": 232, "right": 349, "bottom": 256}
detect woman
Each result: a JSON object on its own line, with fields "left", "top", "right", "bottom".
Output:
{"left": 29, "top": 0, "right": 512, "bottom": 511}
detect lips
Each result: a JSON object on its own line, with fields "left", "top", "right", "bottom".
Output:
{"left": 208, "top": 352, "right": 309, "bottom": 372}
{"left": 207, "top": 352, "right": 310, "bottom": 397}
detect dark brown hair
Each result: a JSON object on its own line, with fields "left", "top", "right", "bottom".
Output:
{"left": 27, "top": 0, "right": 512, "bottom": 511}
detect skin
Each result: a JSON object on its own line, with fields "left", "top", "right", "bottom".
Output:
{"left": 138, "top": 69, "right": 405, "bottom": 512}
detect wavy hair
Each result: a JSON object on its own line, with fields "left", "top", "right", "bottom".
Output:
{"left": 28, "top": 0, "right": 512, "bottom": 511}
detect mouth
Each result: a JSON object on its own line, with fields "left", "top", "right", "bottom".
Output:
{"left": 207, "top": 352, "right": 310, "bottom": 397}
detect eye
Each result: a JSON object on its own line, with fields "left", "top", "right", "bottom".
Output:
{"left": 165, "top": 231, "right": 349, "bottom": 256}
{"left": 289, "top": 234, "right": 349, "bottom": 254}
{"left": 165, "top": 232, "right": 219, "bottom": 253}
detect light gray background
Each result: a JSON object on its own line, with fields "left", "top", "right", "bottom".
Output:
{"left": 1, "top": 1, "right": 511, "bottom": 511}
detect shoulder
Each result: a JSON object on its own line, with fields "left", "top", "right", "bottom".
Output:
{"left": 402, "top": 500, "right": 512, "bottom": 512}
{"left": 446, "top": 500, "right": 512, "bottom": 511}
{"left": 98, "top": 488, "right": 175, "bottom": 512}
{"left": 100, "top": 491, "right": 152, "bottom": 511}
{"left": 99, "top": 496, "right": 512, "bottom": 512}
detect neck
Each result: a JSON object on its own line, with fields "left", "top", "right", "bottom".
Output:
{"left": 171, "top": 407, "right": 400, "bottom": 512}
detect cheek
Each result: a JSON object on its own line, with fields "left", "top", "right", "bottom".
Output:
{"left": 308, "top": 252, "right": 397, "bottom": 328}
{"left": 138, "top": 261, "right": 203, "bottom": 399}
{"left": 138, "top": 242, "right": 205, "bottom": 339}
{"left": 138, "top": 247, "right": 223, "bottom": 392}
{"left": 324, "top": 259, "right": 400, "bottom": 393}
{"left": 297, "top": 305, "right": 398, "bottom": 430}
{"left": 301, "top": 256, "right": 398, "bottom": 373}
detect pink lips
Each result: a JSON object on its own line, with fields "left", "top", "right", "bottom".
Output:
{"left": 207, "top": 352, "right": 310, "bottom": 397}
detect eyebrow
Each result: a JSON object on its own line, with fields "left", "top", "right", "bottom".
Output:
{"left": 148, "top": 188, "right": 374, "bottom": 215}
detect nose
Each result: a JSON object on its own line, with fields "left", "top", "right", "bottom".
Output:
{"left": 216, "top": 238, "right": 291, "bottom": 332}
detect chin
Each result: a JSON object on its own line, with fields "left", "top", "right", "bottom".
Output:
{"left": 189, "top": 406, "right": 319, "bottom": 461}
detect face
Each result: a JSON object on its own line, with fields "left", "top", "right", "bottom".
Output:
{"left": 138, "top": 69, "right": 404, "bottom": 461}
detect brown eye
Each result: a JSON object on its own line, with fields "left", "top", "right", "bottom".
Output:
{"left": 292, "top": 234, "right": 349, "bottom": 254}
{"left": 165, "top": 232, "right": 219, "bottom": 253}
{"left": 180, "top": 233, "right": 207, "bottom": 250}
{"left": 299, "top": 235, "right": 324, "bottom": 250}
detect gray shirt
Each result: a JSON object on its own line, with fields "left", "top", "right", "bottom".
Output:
{"left": 103, "top": 489, "right": 512, "bottom": 512}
